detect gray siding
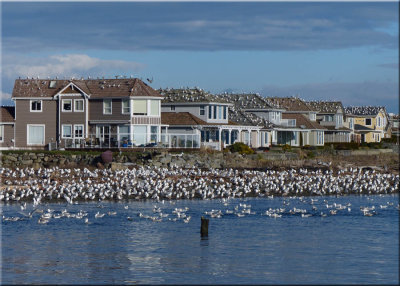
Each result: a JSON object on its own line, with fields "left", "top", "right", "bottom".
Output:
{"left": 15, "top": 99, "right": 57, "bottom": 148}
{"left": 161, "top": 104, "right": 229, "bottom": 124}
{"left": 59, "top": 95, "right": 86, "bottom": 133}
{"left": 0, "top": 124, "right": 14, "bottom": 148}
{"left": 89, "top": 99, "right": 130, "bottom": 121}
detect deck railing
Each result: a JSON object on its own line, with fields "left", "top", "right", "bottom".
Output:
{"left": 62, "top": 133, "right": 200, "bottom": 149}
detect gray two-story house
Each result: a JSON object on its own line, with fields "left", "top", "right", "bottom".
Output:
{"left": 11, "top": 78, "right": 164, "bottom": 149}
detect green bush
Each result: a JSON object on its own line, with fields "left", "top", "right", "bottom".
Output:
{"left": 282, "top": 144, "right": 292, "bottom": 152}
{"left": 227, "top": 142, "right": 255, "bottom": 154}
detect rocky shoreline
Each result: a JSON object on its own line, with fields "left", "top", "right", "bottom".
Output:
{"left": 1, "top": 149, "right": 398, "bottom": 173}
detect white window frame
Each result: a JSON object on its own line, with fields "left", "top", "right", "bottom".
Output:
{"left": 30, "top": 100, "right": 42, "bottom": 112}
{"left": 0, "top": 125, "right": 4, "bottom": 142}
{"left": 74, "top": 125, "right": 84, "bottom": 138}
{"left": 62, "top": 124, "right": 72, "bottom": 139}
{"left": 200, "top": 106, "right": 205, "bottom": 116}
{"left": 122, "top": 99, "right": 130, "bottom": 114}
{"left": 74, "top": 99, "right": 84, "bottom": 112}
{"left": 27, "top": 124, "right": 45, "bottom": 146}
{"left": 103, "top": 99, "right": 112, "bottom": 115}
{"left": 62, "top": 99, "right": 72, "bottom": 112}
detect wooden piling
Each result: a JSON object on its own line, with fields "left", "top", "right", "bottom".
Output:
{"left": 201, "top": 216, "right": 209, "bottom": 237}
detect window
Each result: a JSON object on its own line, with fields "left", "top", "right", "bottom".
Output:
{"left": 62, "top": 125, "right": 72, "bottom": 138}
{"left": 118, "top": 125, "right": 130, "bottom": 142}
{"left": 309, "top": 113, "right": 316, "bottom": 121}
{"left": 103, "top": 99, "right": 112, "bottom": 114}
{"left": 133, "top": 100, "right": 147, "bottom": 115}
{"left": 208, "top": 106, "right": 212, "bottom": 119}
{"left": 150, "top": 100, "right": 159, "bottom": 116}
{"left": 223, "top": 106, "right": 227, "bottom": 119}
{"left": 74, "top": 125, "right": 84, "bottom": 138}
{"left": 365, "top": 118, "right": 372, "bottom": 125}
{"left": 349, "top": 118, "right": 354, "bottom": 129}
{"left": 30, "top": 100, "right": 42, "bottom": 112}
{"left": 324, "top": 115, "right": 333, "bottom": 122}
{"left": 62, "top": 99, "right": 72, "bottom": 112}
{"left": 317, "top": 131, "right": 324, "bottom": 145}
{"left": 27, "top": 125, "right": 45, "bottom": 145}
{"left": 213, "top": 105, "right": 217, "bottom": 119}
{"left": 74, "top": 99, "right": 84, "bottom": 112}
{"left": 288, "top": 119, "right": 296, "bottom": 126}
{"left": 335, "top": 114, "right": 343, "bottom": 127}
{"left": 271, "top": 112, "right": 276, "bottom": 121}
{"left": 150, "top": 126, "right": 158, "bottom": 142}
{"left": 200, "top": 106, "right": 205, "bottom": 116}
{"left": 377, "top": 116, "right": 381, "bottom": 127}
{"left": 170, "top": 106, "right": 175, "bottom": 111}
{"left": 0, "top": 125, "right": 3, "bottom": 142}
{"left": 122, "top": 99, "right": 130, "bottom": 114}
{"left": 218, "top": 106, "right": 222, "bottom": 119}
{"left": 49, "top": 81, "right": 57, "bottom": 88}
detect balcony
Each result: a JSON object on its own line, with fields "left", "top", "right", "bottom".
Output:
{"left": 62, "top": 133, "right": 200, "bottom": 149}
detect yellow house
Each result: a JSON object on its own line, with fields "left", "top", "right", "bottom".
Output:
{"left": 345, "top": 106, "right": 390, "bottom": 143}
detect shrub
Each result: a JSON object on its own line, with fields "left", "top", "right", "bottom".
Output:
{"left": 227, "top": 142, "right": 255, "bottom": 154}
{"left": 282, "top": 144, "right": 292, "bottom": 152}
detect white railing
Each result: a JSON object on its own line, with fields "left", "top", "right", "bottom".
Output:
{"left": 62, "top": 133, "right": 200, "bottom": 149}
{"left": 324, "top": 133, "right": 351, "bottom": 143}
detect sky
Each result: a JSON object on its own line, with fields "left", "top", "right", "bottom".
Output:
{"left": 1, "top": 1, "right": 399, "bottom": 113}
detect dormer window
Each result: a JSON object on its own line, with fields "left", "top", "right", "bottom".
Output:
{"left": 49, "top": 81, "right": 57, "bottom": 88}
{"left": 30, "top": 100, "right": 42, "bottom": 112}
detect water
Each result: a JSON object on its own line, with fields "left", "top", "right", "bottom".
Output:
{"left": 2, "top": 194, "right": 399, "bottom": 284}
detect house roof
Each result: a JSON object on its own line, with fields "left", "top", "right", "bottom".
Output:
{"left": 0, "top": 106, "right": 15, "bottom": 122}
{"left": 228, "top": 106, "right": 274, "bottom": 128}
{"left": 323, "top": 126, "right": 352, "bottom": 132}
{"left": 159, "top": 88, "right": 229, "bottom": 104}
{"left": 345, "top": 106, "right": 387, "bottom": 116}
{"left": 215, "top": 93, "right": 280, "bottom": 110}
{"left": 161, "top": 112, "right": 238, "bottom": 127}
{"left": 267, "top": 97, "right": 313, "bottom": 112}
{"left": 305, "top": 101, "right": 344, "bottom": 114}
{"left": 354, "top": 124, "right": 375, "bottom": 131}
{"left": 161, "top": 112, "right": 208, "bottom": 126}
{"left": 12, "top": 78, "right": 162, "bottom": 99}
{"left": 282, "top": 113, "right": 325, "bottom": 130}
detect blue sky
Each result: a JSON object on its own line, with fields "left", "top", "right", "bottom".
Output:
{"left": 1, "top": 1, "right": 399, "bottom": 113}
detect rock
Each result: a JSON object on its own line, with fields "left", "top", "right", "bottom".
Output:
{"left": 21, "top": 159, "right": 33, "bottom": 165}
{"left": 4, "top": 155, "right": 17, "bottom": 162}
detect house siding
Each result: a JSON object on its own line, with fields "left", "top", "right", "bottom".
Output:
{"left": 89, "top": 99, "right": 130, "bottom": 121}
{"left": 15, "top": 99, "right": 57, "bottom": 148}
{"left": 0, "top": 124, "right": 15, "bottom": 148}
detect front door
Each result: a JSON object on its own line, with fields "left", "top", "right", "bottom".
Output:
{"left": 96, "top": 125, "right": 110, "bottom": 146}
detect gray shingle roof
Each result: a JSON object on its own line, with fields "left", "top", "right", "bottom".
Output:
{"left": 345, "top": 106, "right": 386, "bottom": 116}
{"left": 305, "top": 101, "right": 344, "bottom": 114}
{"left": 215, "top": 93, "right": 279, "bottom": 109}
{"left": 12, "top": 78, "right": 161, "bottom": 99}
{"left": 159, "top": 88, "right": 230, "bottom": 103}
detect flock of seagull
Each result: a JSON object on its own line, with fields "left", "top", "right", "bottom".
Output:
{"left": 1, "top": 166, "right": 398, "bottom": 207}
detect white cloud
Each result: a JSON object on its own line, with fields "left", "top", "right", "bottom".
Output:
{"left": 3, "top": 54, "right": 145, "bottom": 79}
{"left": 0, "top": 92, "right": 12, "bottom": 101}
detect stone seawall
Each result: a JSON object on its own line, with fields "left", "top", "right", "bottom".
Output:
{"left": 0, "top": 148, "right": 398, "bottom": 172}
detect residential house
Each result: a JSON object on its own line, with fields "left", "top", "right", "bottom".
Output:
{"left": 11, "top": 78, "right": 164, "bottom": 149}
{"left": 344, "top": 106, "right": 390, "bottom": 143}
{"left": 305, "top": 101, "right": 353, "bottom": 143}
{"left": 388, "top": 113, "right": 399, "bottom": 138}
{"left": 267, "top": 97, "right": 326, "bottom": 146}
{"left": 160, "top": 88, "right": 263, "bottom": 150}
{"left": 0, "top": 106, "right": 15, "bottom": 149}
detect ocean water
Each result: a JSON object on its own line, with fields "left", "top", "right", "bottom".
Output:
{"left": 1, "top": 194, "right": 399, "bottom": 284}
